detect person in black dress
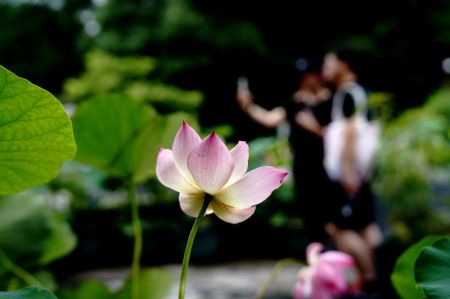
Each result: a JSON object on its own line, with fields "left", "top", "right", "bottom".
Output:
{"left": 321, "top": 48, "right": 383, "bottom": 290}
{"left": 236, "top": 58, "right": 332, "bottom": 244}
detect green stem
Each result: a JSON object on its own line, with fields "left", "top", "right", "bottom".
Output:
{"left": 129, "top": 182, "right": 142, "bottom": 299}
{"left": 0, "top": 248, "right": 42, "bottom": 287}
{"left": 178, "top": 195, "right": 211, "bottom": 299}
{"left": 253, "top": 258, "right": 302, "bottom": 299}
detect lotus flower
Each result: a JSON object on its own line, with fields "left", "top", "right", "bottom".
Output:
{"left": 156, "top": 121, "right": 288, "bottom": 223}
{"left": 294, "top": 243, "right": 359, "bottom": 299}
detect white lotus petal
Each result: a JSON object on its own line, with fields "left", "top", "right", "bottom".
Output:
{"left": 156, "top": 148, "right": 201, "bottom": 194}
{"left": 187, "top": 132, "right": 234, "bottom": 194}
{"left": 216, "top": 166, "right": 288, "bottom": 208}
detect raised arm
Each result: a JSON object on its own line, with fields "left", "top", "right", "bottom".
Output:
{"left": 295, "top": 110, "right": 323, "bottom": 137}
{"left": 236, "top": 88, "right": 286, "bottom": 129}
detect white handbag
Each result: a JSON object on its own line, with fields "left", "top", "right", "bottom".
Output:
{"left": 323, "top": 82, "right": 380, "bottom": 183}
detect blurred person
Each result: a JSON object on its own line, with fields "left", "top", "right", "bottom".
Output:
{"left": 236, "top": 58, "right": 333, "bottom": 244}
{"left": 321, "top": 47, "right": 383, "bottom": 293}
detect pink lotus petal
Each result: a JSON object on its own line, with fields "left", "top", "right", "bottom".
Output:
{"left": 187, "top": 132, "right": 234, "bottom": 194}
{"left": 313, "top": 263, "right": 349, "bottom": 295}
{"left": 295, "top": 243, "right": 356, "bottom": 299}
{"left": 225, "top": 141, "right": 249, "bottom": 187}
{"left": 172, "top": 121, "right": 202, "bottom": 183}
{"left": 156, "top": 149, "right": 202, "bottom": 194}
{"left": 179, "top": 193, "right": 213, "bottom": 218}
{"left": 216, "top": 166, "right": 288, "bottom": 208}
{"left": 309, "top": 287, "right": 335, "bottom": 299}
{"left": 294, "top": 279, "right": 333, "bottom": 299}
{"left": 320, "top": 251, "right": 355, "bottom": 269}
{"left": 306, "top": 242, "right": 324, "bottom": 265}
{"left": 293, "top": 281, "right": 309, "bottom": 299}
{"left": 210, "top": 200, "right": 255, "bottom": 224}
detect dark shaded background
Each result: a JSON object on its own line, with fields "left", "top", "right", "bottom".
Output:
{"left": 2, "top": 0, "right": 450, "bottom": 143}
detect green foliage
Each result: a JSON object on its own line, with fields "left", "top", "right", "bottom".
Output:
{"left": 247, "top": 136, "right": 295, "bottom": 227}
{"left": 0, "top": 3, "right": 83, "bottom": 92}
{"left": 40, "top": 213, "right": 77, "bottom": 264}
{"left": 58, "top": 280, "right": 115, "bottom": 299}
{"left": 367, "top": 91, "right": 395, "bottom": 122}
{"left": 117, "top": 268, "right": 174, "bottom": 299}
{"left": 0, "top": 194, "right": 76, "bottom": 273}
{"left": 248, "top": 136, "right": 292, "bottom": 172}
{"left": 58, "top": 268, "right": 174, "bottom": 299}
{"left": 93, "top": 0, "right": 267, "bottom": 57}
{"left": 415, "top": 237, "right": 450, "bottom": 299}
{"left": 425, "top": 87, "right": 450, "bottom": 131}
{"left": 63, "top": 49, "right": 203, "bottom": 199}
{"left": 63, "top": 50, "right": 156, "bottom": 102}
{"left": 391, "top": 235, "right": 441, "bottom": 299}
{"left": 392, "top": 235, "right": 450, "bottom": 299}
{"left": 159, "top": 0, "right": 209, "bottom": 40}
{"left": 0, "top": 66, "right": 76, "bottom": 299}
{"left": 0, "top": 287, "right": 57, "bottom": 299}
{"left": 125, "top": 81, "right": 202, "bottom": 113}
{"left": 62, "top": 50, "right": 203, "bottom": 113}
{"left": 0, "top": 196, "right": 51, "bottom": 265}
{"left": 372, "top": 87, "right": 450, "bottom": 240}
{"left": 0, "top": 66, "right": 76, "bottom": 196}
{"left": 48, "top": 161, "right": 116, "bottom": 209}
{"left": 92, "top": 0, "right": 162, "bottom": 54}
{"left": 72, "top": 95, "right": 198, "bottom": 183}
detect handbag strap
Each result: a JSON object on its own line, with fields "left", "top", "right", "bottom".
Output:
{"left": 331, "top": 81, "right": 368, "bottom": 121}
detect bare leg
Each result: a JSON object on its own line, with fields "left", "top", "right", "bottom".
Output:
{"left": 325, "top": 223, "right": 376, "bottom": 282}
{"left": 360, "top": 223, "right": 383, "bottom": 249}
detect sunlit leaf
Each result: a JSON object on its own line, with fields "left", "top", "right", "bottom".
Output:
{"left": 0, "top": 287, "right": 57, "bottom": 299}
{"left": 73, "top": 95, "right": 197, "bottom": 183}
{"left": 415, "top": 237, "right": 450, "bottom": 299}
{"left": 72, "top": 95, "right": 156, "bottom": 181}
{"left": 0, "top": 66, "right": 76, "bottom": 195}
{"left": 63, "top": 50, "right": 156, "bottom": 102}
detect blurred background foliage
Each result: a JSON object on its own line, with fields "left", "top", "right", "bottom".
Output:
{"left": 0, "top": 0, "right": 449, "bottom": 297}
{"left": 373, "top": 88, "right": 450, "bottom": 242}
{"left": 0, "top": 192, "right": 76, "bottom": 291}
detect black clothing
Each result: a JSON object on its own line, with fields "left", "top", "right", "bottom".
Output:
{"left": 285, "top": 98, "right": 332, "bottom": 242}
{"left": 329, "top": 180, "right": 376, "bottom": 230}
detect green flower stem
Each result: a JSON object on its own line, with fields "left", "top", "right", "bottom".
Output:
{"left": 0, "top": 248, "right": 42, "bottom": 287}
{"left": 129, "top": 182, "right": 142, "bottom": 299}
{"left": 178, "top": 195, "right": 212, "bottom": 299}
{"left": 253, "top": 258, "right": 302, "bottom": 299}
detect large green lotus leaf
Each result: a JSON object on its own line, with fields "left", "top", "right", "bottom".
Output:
{"left": 117, "top": 268, "right": 174, "bottom": 299}
{"left": 73, "top": 95, "right": 197, "bottom": 183}
{"left": 72, "top": 95, "right": 156, "bottom": 180}
{"left": 0, "top": 287, "right": 57, "bottom": 299}
{"left": 0, "top": 66, "right": 76, "bottom": 195}
{"left": 125, "top": 111, "right": 198, "bottom": 182}
{"left": 391, "top": 235, "right": 442, "bottom": 299}
{"left": 415, "top": 237, "right": 450, "bottom": 298}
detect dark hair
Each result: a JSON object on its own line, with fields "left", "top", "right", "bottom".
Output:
{"left": 295, "top": 57, "right": 323, "bottom": 74}
{"left": 334, "top": 47, "right": 362, "bottom": 74}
